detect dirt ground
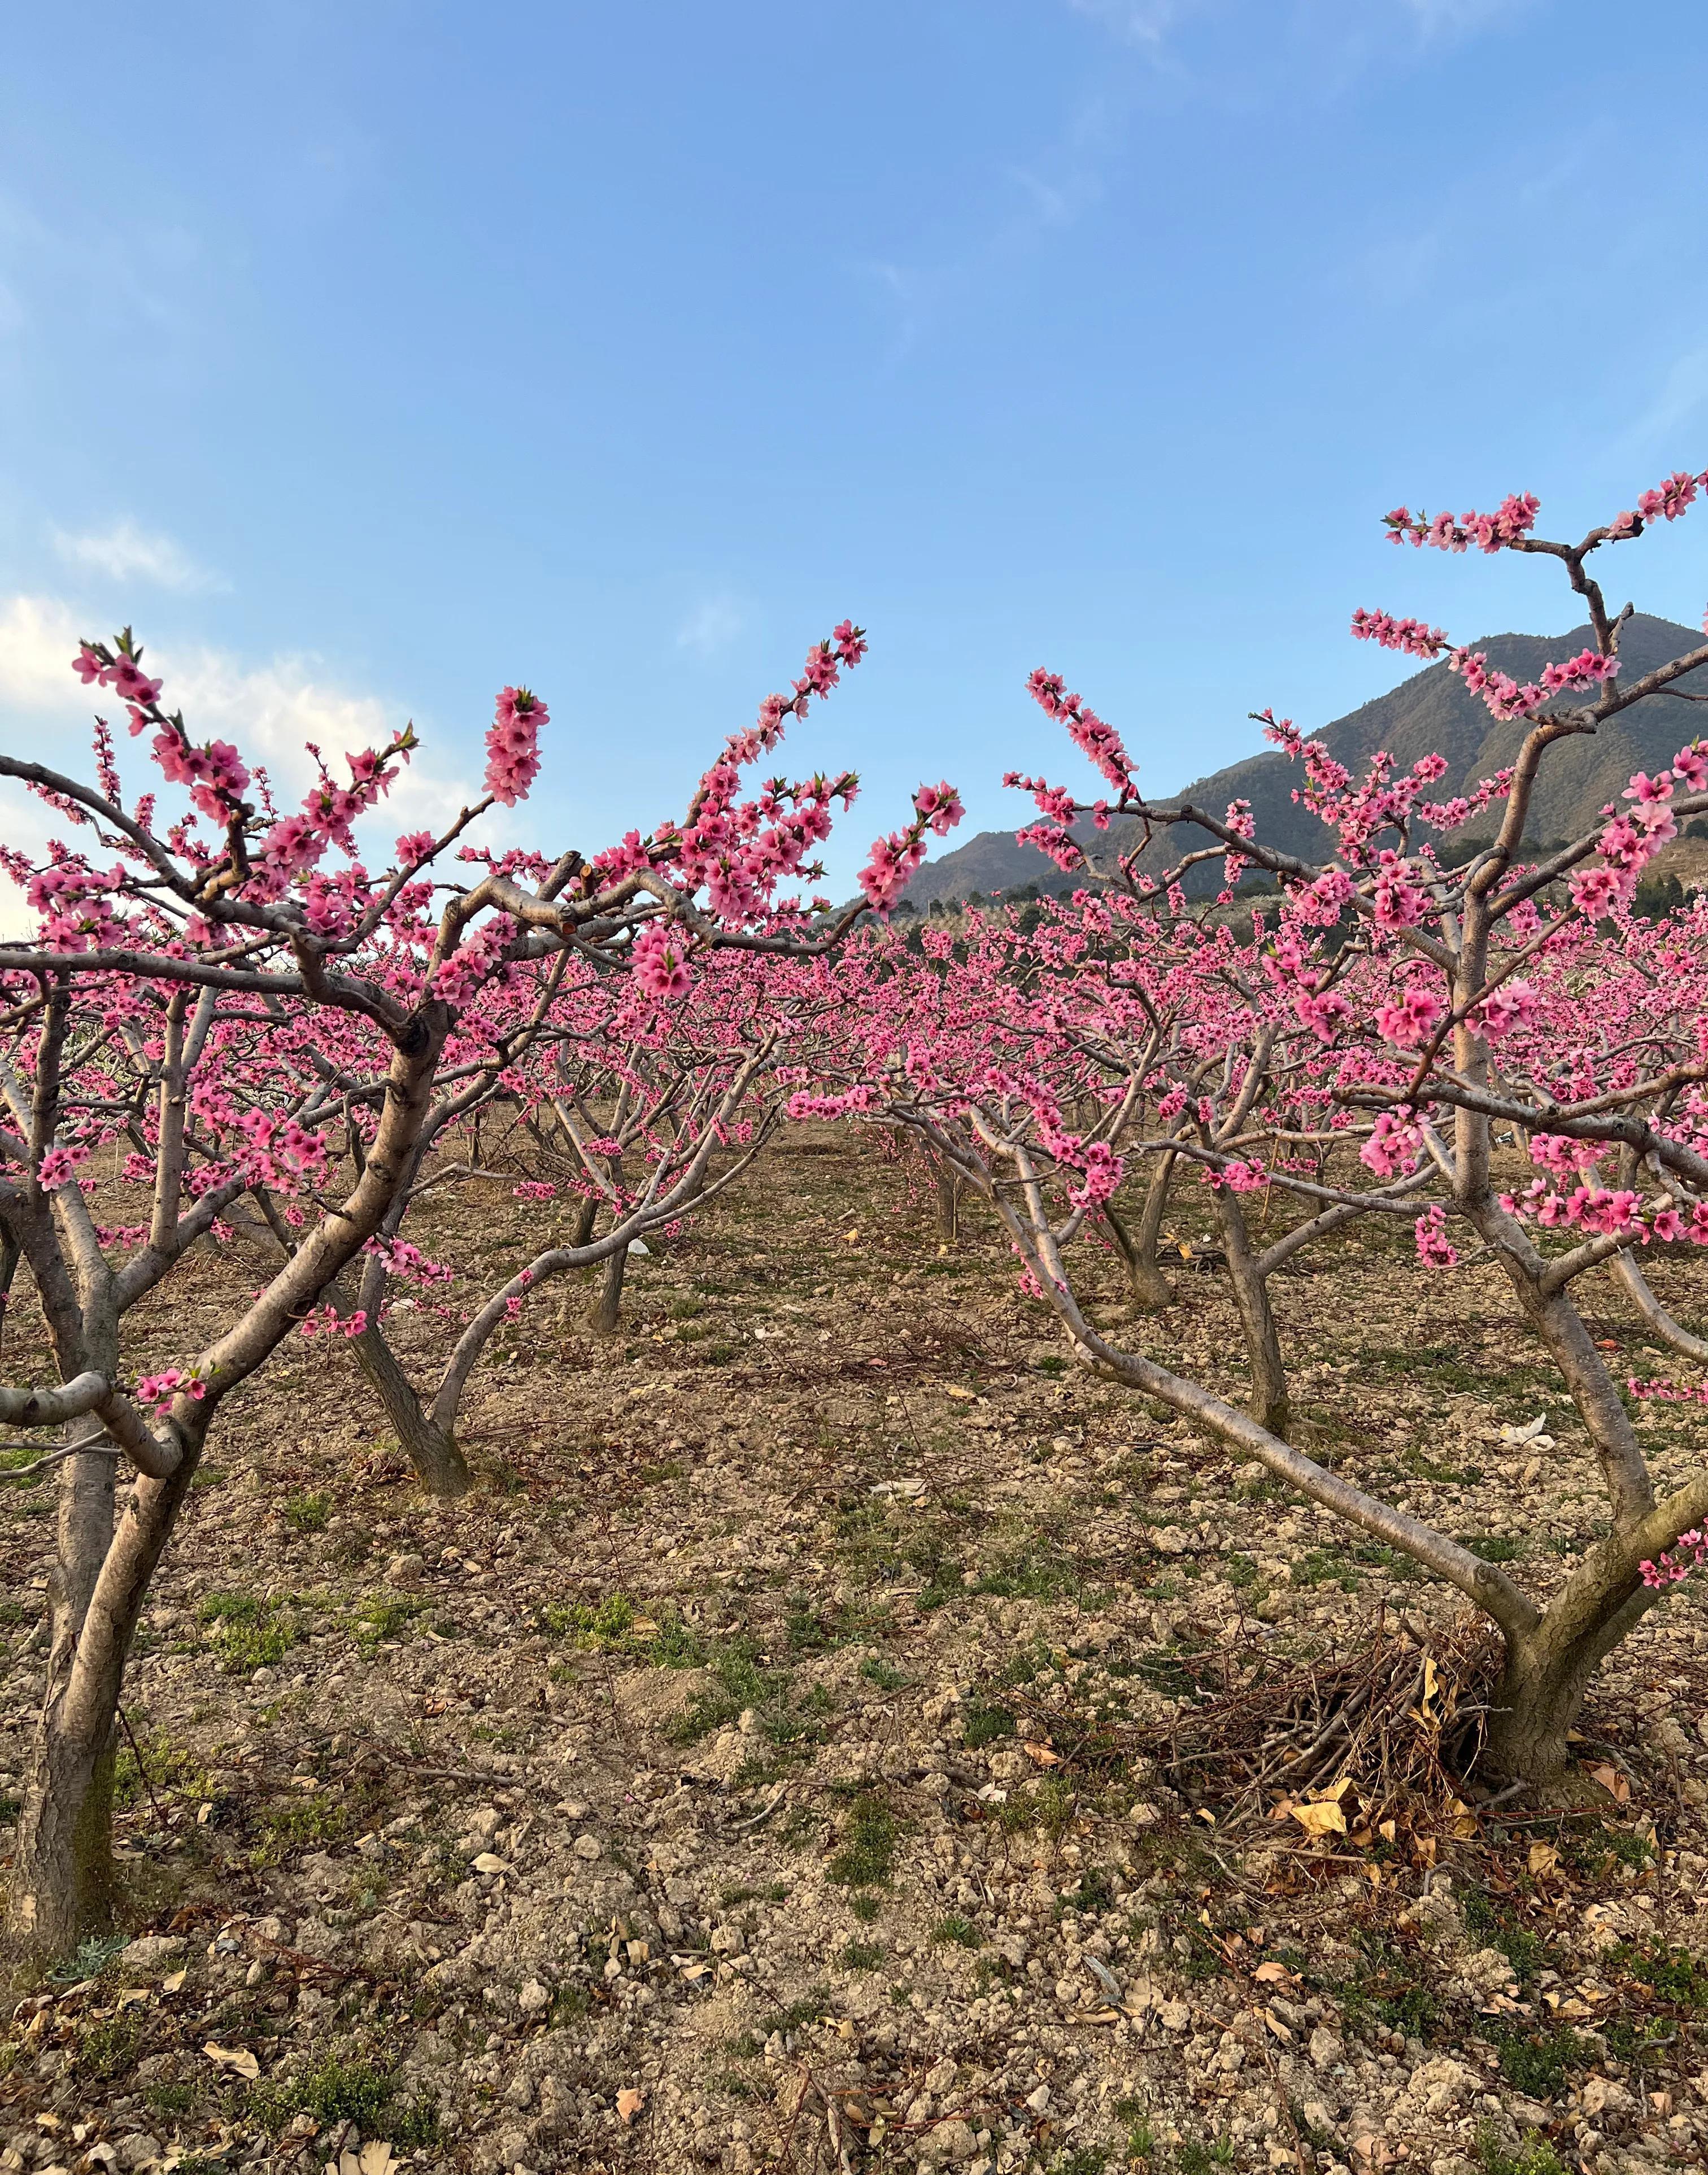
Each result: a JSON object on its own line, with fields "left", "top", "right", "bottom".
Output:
{"left": 5, "top": 1129, "right": 1708, "bottom": 2175}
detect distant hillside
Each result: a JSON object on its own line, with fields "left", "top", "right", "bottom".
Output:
{"left": 890, "top": 614, "right": 1708, "bottom": 909}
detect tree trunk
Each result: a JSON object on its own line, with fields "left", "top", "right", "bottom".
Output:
{"left": 350, "top": 1321, "right": 474, "bottom": 1498}
{"left": 10, "top": 1411, "right": 189, "bottom": 1955}
{"left": 1212, "top": 1188, "right": 1288, "bottom": 1436}
{"left": 587, "top": 1242, "right": 628, "bottom": 1335}
{"left": 8, "top": 1409, "right": 122, "bottom": 1952}
{"left": 1104, "top": 1152, "right": 1178, "bottom": 1311}
{"left": 934, "top": 1156, "right": 961, "bottom": 1245}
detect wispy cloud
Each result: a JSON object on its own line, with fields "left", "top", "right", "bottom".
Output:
{"left": 0, "top": 593, "right": 483, "bottom": 911}
{"left": 1396, "top": 0, "right": 1539, "bottom": 36}
{"left": 675, "top": 594, "right": 746, "bottom": 660}
{"left": 1062, "top": 0, "right": 1195, "bottom": 44}
{"left": 52, "top": 519, "right": 227, "bottom": 595}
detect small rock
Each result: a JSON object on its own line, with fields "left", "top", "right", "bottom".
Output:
{"left": 924, "top": 2118, "right": 979, "bottom": 2165}
{"left": 1581, "top": 2076, "right": 1634, "bottom": 2118}
{"left": 573, "top": 1833, "right": 603, "bottom": 1861}
{"left": 1152, "top": 1525, "right": 1192, "bottom": 1555}
{"left": 1157, "top": 1999, "right": 1192, "bottom": 2030}
{"left": 120, "top": 1935, "right": 186, "bottom": 1971}
{"left": 385, "top": 1553, "right": 426, "bottom": 1589}
{"left": 291, "top": 1917, "right": 343, "bottom": 1960}
{"left": 1309, "top": 2025, "right": 1343, "bottom": 2069}
{"left": 115, "top": 2138, "right": 161, "bottom": 2171}
{"left": 518, "top": 1978, "right": 551, "bottom": 2016}
{"left": 1024, "top": 2086, "right": 1051, "bottom": 2114}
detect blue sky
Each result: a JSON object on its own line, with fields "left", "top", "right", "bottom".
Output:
{"left": 4, "top": 0, "right": 1707, "bottom": 894}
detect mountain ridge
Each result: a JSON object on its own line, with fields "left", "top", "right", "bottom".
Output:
{"left": 886, "top": 613, "right": 1708, "bottom": 909}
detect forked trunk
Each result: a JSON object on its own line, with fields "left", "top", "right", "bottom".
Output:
{"left": 350, "top": 1320, "right": 474, "bottom": 1498}
{"left": 1104, "top": 1153, "right": 1178, "bottom": 1311}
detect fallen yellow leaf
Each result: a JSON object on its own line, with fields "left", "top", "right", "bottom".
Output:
{"left": 204, "top": 2042, "right": 260, "bottom": 2081}
{"left": 161, "top": 1968, "right": 187, "bottom": 1993}
{"left": 945, "top": 1385, "right": 975, "bottom": 1400}
{"left": 359, "top": 2141, "right": 395, "bottom": 2175}
{"left": 1289, "top": 1799, "right": 1347, "bottom": 1839}
{"left": 1253, "top": 1959, "right": 1292, "bottom": 1984}
{"left": 617, "top": 2087, "right": 645, "bottom": 2124}
{"left": 1022, "top": 1741, "right": 1063, "bottom": 1767}
{"left": 1528, "top": 1840, "right": 1561, "bottom": 1877}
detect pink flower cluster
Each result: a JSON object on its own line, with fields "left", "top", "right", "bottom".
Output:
{"left": 362, "top": 1235, "right": 455, "bottom": 1283}
{"left": 631, "top": 921, "right": 692, "bottom": 1000}
{"left": 28, "top": 863, "right": 129, "bottom": 952}
{"left": 1567, "top": 746, "right": 1705, "bottom": 917}
{"left": 512, "top": 1179, "right": 558, "bottom": 1201}
{"left": 297, "top": 1305, "right": 368, "bottom": 1339}
{"left": 1375, "top": 986, "right": 1444, "bottom": 1049}
{"left": 483, "top": 687, "right": 547, "bottom": 807}
{"left": 1473, "top": 980, "right": 1539, "bottom": 1041}
{"left": 37, "top": 1140, "right": 90, "bottom": 1190}
{"left": 134, "top": 1366, "right": 206, "bottom": 1409}
{"left": 1383, "top": 494, "right": 1540, "bottom": 553}
{"left": 1414, "top": 1204, "right": 1458, "bottom": 1269}
{"left": 1498, "top": 1178, "right": 1706, "bottom": 1245}
{"left": 1450, "top": 646, "right": 1619, "bottom": 723}
{"left": 1640, "top": 1529, "right": 1708, "bottom": 1589}
{"left": 1610, "top": 470, "right": 1708, "bottom": 537}
{"left": 1026, "top": 669, "right": 1138, "bottom": 797}
{"left": 857, "top": 784, "right": 964, "bottom": 915}
{"left": 1361, "top": 1108, "right": 1422, "bottom": 1178}
{"left": 1350, "top": 609, "right": 1448, "bottom": 659}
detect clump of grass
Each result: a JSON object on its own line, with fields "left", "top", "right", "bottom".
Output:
{"left": 1490, "top": 2024, "right": 1585, "bottom": 2100}
{"left": 251, "top": 2054, "right": 439, "bottom": 2144}
{"left": 841, "top": 1940, "right": 884, "bottom": 1971}
{"left": 827, "top": 1794, "right": 897, "bottom": 1888}
{"left": 281, "top": 1492, "right": 330, "bottom": 1534}
{"left": 197, "top": 1592, "right": 301, "bottom": 1673}
{"left": 249, "top": 1791, "right": 352, "bottom": 1867}
{"left": 933, "top": 1914, "right": 982, "bottom": 1949}
{"left": 352, "top": 1593, "right": 420, "bottom": 1646}
{"left": 1606, "top": 1933, "right": 1708, "bottom": 2012}
{"left": 1475, "top": 2125, "right": 1567, "bottom": 2175}
{"left": 77, "top": 2012, "right": 142, "bottom": 2080}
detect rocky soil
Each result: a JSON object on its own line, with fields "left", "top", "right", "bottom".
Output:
{"left": 5, "top": 1130, "right": 1708, "bottom": 2175}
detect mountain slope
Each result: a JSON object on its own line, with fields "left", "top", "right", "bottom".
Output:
{"left": 894, "top": 614, "right": 1708, "bottom": 908}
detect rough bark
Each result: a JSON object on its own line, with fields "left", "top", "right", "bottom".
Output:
{"left": 1104, "top": 1152, "right": 1177, "bottom": 1311}
{"left": 587, "top": 1240, "right": 629, "bottom": 1335}
{"left": 934, "top": 1154, "right": 961, "bottom": 1245}
{"left": 1211, "top": 1186, "right": 1289, "bottom": 1436}
{"left": 350, "top": 1320, "right": 474, "bottom": 1498}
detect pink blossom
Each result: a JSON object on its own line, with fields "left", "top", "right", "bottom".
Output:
{"left": 483, "top": 686, "right": 547, "bottom": 806}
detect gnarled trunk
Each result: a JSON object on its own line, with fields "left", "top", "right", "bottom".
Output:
{"left": 1212, "top": 1186, "right": 1288, "bottom": 1436}
{"left": 350, "top": 1320, "right": 474, "bottom": 1498}
{"left": 1104, "top": 1151, "right": 1177, "bottom": 1311}
{"left": 587, "top": 1240, "right": 628, "bottom": 1335}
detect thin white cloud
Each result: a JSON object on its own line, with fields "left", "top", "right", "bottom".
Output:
{"left": 1063, "top": 0, "right": 1192, "bottom": 42}
{"left": 675, "top": 595, "right": 746, "bottom": 660}
{"left": 0, "top": 593, "right": 486, "bottom": 912}
{"left": 1397, "top": 0, "right": 1538, "bottom": 33}
{"left": 52, "top": 519, "right": 226, "bottom": 595}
